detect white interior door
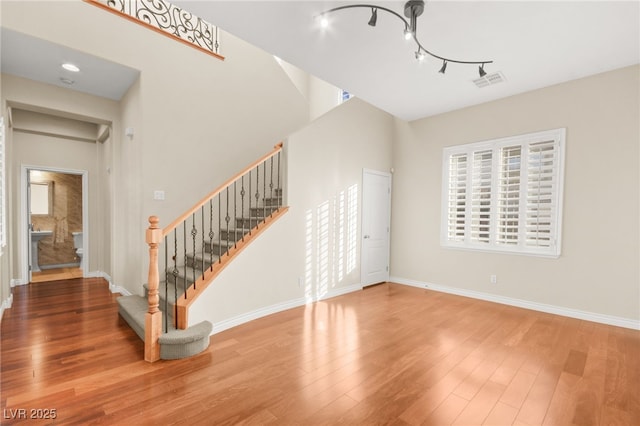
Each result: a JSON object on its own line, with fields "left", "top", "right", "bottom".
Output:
{"left": 361, "top": 169, "right": 391, "bottom": 286}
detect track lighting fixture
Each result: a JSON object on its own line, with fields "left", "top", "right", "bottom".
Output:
{"left": 319, "top": 0, "right": 493, "bottom": 76}
{"left": 478, "top": 64, "right": 487, "bottom": 77}
{"left": 368, "top": 8, "right": 378, "bottom": 27}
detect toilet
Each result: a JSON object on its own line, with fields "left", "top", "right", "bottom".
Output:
{"left": 72, "top": 231, "right": 83, "bottom": 269}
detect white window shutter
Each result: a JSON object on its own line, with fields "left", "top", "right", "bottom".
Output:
{"left": 447, "top": 154, "right": 467, "bottom": 242}
{"left": 470, "top": 150, "right": 492, "bottom": 243}
{"left": 441, "top": 128, "right": 565, "bottom": 257}
{"left": 497, "top": 146, "right": 522, "bottom": 246}
{"left": 525, "top": 140, "right": 558, "bottom": 248}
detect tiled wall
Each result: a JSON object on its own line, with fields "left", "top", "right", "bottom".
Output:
{"left": 31, "top": 171, "right": 82, "bottom": 267}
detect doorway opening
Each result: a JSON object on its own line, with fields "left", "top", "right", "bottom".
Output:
{"left": 23, "top": 166, "right": 88, "bottom": 283}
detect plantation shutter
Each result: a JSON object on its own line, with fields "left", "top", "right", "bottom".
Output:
{"left": 441, "top": 128, "right": 564, "bottom": 257}
{"left": 497, "top": 146, "right": 521, "bottom": 245}
{"left": 0, "top": 117, "right": 5, "bottom": 248}
{"left": 525, "top": 140, "right": 558, "bottom": 249}
{"left": 470, "top": 150, "right": 492, "bottom": 243}
{"left": 447, "top": 153, "right": 467, "bottom": 241}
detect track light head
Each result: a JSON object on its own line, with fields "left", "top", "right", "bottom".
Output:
{"left": 368, "top": 8, "right": 378, "bottom": 26}
{"left": 318, "top": 1, "right": 493, "bottom": 77}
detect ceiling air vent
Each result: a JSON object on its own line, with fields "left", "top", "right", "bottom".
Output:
{"left": 473, "top": 71, "right": 506, "bottom": 88}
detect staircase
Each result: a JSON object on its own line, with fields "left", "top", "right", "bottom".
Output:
{"left": 117, "top": 144, "right": 287, "bottom": 361}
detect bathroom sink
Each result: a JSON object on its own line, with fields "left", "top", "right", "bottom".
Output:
{"left": 31, "top": 230, "right": 53, "bottom": 242}
{"left": 30, "top": 230, "right": 53, "bottom": 273}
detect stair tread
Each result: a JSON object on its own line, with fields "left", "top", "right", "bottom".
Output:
{"left": 117, "top": 295, "right": 212, "bottom": 360}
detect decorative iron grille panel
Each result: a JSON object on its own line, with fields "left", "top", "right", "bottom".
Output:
{"left": 97, "top": 0, "right": 220, "bottom": 54}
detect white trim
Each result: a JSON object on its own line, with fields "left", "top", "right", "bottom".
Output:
{"left": 87, "top": 270, "right": 131, "bottom": 295}
{"left": 10, "top": 278, "right": 27, "bottom": 287}
{"left": 20, "top": 165, "right": 89, "bottom": 283}
{"left": 391, "top": 276, "right": 640, "bottom": 330}
{"left": 211, "top": 283, "right": 363, "bottom": 335}
{"left": 0, "top": 293, "right": 13, "bottom": 323}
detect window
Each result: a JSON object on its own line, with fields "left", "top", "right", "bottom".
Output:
{"left": 441, "top": 128, "right": 565, "bottom": 257}
{"left": 340, "top": 89, "right": 353, "bottom": 103}
{"left": 0, "top": 117, "right": 5, "bottom": 249}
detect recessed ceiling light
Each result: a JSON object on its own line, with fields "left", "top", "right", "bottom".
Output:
{"left": 60, "top": 77, "right": 75, "bottom": 85}
{"left": 62, "top": 63, "right": 80, "bottom": 72}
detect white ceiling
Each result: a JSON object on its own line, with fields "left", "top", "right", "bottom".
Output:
{"left": 175, "top": 0, "right": 640, "bottom": 121}
{"left": 0, "top": 28, "right": 140, "bottom": 101}
{"left": 1, "top": 2, "right": 638, "bottom": 122}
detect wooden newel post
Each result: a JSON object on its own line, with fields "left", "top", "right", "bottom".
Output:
{"left": 145, "top": 215, "right": 163, "bottom": 362}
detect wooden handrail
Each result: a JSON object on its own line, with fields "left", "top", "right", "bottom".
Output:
{"left": 162, "top": 142, "right": 284, "bottom": 237}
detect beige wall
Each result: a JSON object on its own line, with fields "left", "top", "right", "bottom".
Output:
{"left": 1, "top": 1, "right": 310, "bottom": 292}
{"left": 2, "top": 1, "right": 636, "bottom": 330}
{"left": 190, "top": 98, "right": 394, "bottom": 328}
{"left": 391, "top": 65, "right": 640, "bottom": 323}
{"left": 1, "top": 74, "right": 119, "bottom": 286}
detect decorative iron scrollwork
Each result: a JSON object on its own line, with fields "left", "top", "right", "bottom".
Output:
{"left": 99, "top": 0, "right": 219, "bottom": 54}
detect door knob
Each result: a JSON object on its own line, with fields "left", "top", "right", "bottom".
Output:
{"left": 364, "top": 235, "right": 370, "bottom": 239}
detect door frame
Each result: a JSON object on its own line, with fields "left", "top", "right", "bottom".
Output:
{"left": 360, "top": 168, "right": 392, "bottom": 286}
{"left": 20, "top": 165, "right": 89, "bottom": 283}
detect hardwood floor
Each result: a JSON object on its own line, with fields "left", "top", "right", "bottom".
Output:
{"left": 1, "top": 279, "right": 639, "bottom": 425}
{"left": 30, "top": 267, "right": 83, "bottom": 283}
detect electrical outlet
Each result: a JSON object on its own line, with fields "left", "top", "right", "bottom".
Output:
{"left": 298, "top": 277, "right": 304, "bottom": 288}
{"left": 490, "top": 275, "right": 497, "bottom": 284}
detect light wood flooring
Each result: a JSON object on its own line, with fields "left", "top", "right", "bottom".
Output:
{"left": 30, "top": 267, "right": 83, "bottom": 283}
{"left": 1, "top": 279, "right": 638, "bottom": 425}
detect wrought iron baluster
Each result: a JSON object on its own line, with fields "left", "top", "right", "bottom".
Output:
{"left": 225, "top": 187, "right": 231, "bottom": 255}
{"left": 183, "top": 221, "right": 187, "bottom": 300}
{"left": 270, "top": 156, "right": 274, "bottom": 216}
{"left": 173, "top": 229, "right": 178, "bottom": 323}
{"left": 277, "top": 150, "right": 282, "bottom": 208}
{"left": 241, "top": 175, "right": 246, "bottom": 242}
{"left": 263, "top": 160, "right": 267, "bottom": 221}
{"left": 218, "top": 194, "right": 222, "bottom": 263}
{"left": 248, "top": 170, "right": 252, "bottom": 235}
{"left": 209, "top": 199, "right": 214, "bottom": 271}
{"left": 233, "top": 181, "right": 237, "bottom": 249}
{"left": 164, "top": 235, "right": 168, "bottom": 333}
{"left": 255, "top": 164, "right": 261, "bottom": 230}
{"left": 200, "top": 206, "right": 205, "bottom": 282}
{"left": 191, "top": 214, "right": 197, "bottom": 290}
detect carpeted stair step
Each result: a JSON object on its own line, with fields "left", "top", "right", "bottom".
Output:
{"left": 249, "top": 206, "right": 280, "bottom": 217}
{"left": 185, "top": 252, "right": 220, "bottom": 269}
{"left": 117, "top": 294, "right": 212, "bottom": 360}
{"left": 166, "top": 263, "right": 203, "bottom": 286}
{"left": 219, "top": 227, "right": 251, "bottom": 242}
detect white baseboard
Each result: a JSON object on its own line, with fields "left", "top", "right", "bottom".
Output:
{"left": 0, "top": 293, "right": 14, "bottom": 324}
{"left": 391, "top": 276, "right": 640, "bottom": 331}
{"left": 88, "top": 270, "right": 131, "bottom": 296}
{"left": 10, "top": 278, "right": 27, "bottom": 287}
{"left": 211, "top": 283, "right": 363, "bottom": 335}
